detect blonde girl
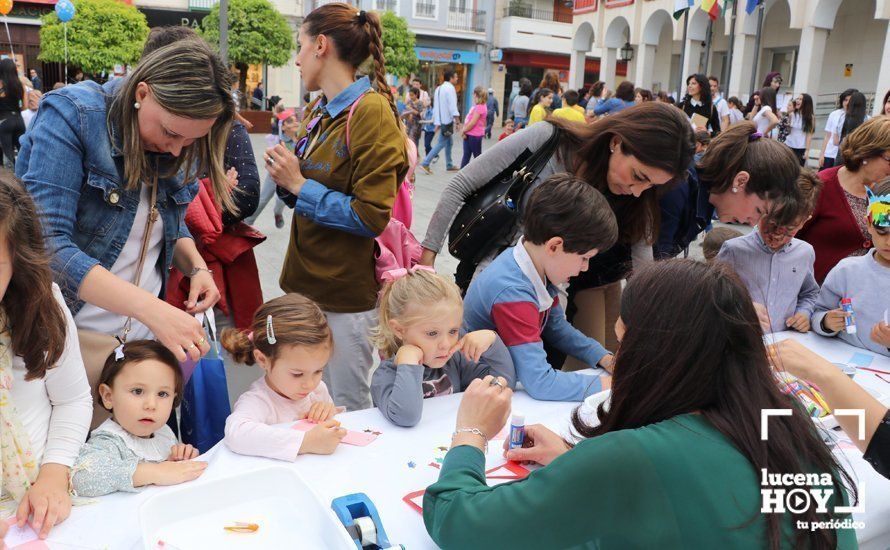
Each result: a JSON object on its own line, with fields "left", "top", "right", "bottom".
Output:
{"left": 370, "top": 269, "right": 515, "bottom": 427}
{"left": 264, "top": 3, "right": 408, "bottom": 413}
{"left": 222, "top": 294, "right": 346, "bottom": 460}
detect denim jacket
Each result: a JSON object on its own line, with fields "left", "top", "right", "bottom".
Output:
{"left": 16, "top": 80, "right": 198, "bottom": 315}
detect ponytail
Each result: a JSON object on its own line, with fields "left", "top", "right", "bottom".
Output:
{"left": 220, "top": 328, "right": 255, "bottom": 365}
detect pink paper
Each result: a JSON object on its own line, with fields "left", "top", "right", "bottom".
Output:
{"left": 291, "top": 420, "right": 378, "bottom": 447}
{"left": 3, "top": 518, "right": 48, "bottom": 550}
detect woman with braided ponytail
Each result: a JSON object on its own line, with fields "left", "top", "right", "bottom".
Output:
{"left": 265, "top": 3, "right": 408, "bottom": 411}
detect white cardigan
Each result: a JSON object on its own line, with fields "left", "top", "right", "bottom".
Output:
{"left": 11, "top": 284, "right": 92, "bottom": 467}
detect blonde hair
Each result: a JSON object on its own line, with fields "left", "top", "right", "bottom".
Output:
{"left": 474, "top": 86, "right": 488, "bottom": 104}
{"left": 370, "top": 271, "right": 463, "bottom": 357}
{"left": 841, "top": 115, "right": 890, "bottom": 172}
{"left": 107, "top": 39, "right": 236, "bottom": 213}
{"left": 221, "top": 294, "right": 332, "bottom": 366}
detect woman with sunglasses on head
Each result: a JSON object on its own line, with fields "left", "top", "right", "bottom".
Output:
{"left": 264, "top": 3, "right": 408, "bottom": 412}
{"left": 797, "top": 116, "right": 890, "bottom": 283}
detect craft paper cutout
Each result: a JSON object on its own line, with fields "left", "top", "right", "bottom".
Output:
{"left": 291, "top": 420, "right": 378, "bottom": 446}
{"left": 849, "top": 352, "right": 874, "bottom": 368}
{"left": 403, "top": 462, "right": 530, "bottom": 513}
{"left": 3, "top": 518, "right": 48, "bottom": 550}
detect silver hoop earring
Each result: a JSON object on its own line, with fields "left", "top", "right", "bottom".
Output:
{"left": 134, "top": 102, "right": 141, "bottom": 110}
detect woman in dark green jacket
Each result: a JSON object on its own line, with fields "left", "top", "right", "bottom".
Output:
{"left": 425, "top": 260, "right": 858, "bottom": 550}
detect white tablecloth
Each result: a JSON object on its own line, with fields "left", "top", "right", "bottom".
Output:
{"left": 35, "top": 332, "right": 890, "bottom": 549}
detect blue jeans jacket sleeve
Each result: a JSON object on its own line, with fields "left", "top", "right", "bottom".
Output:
{"left": 16, "top": 96, "right": 99, "bottom": 295}
{"left": 292, "top": 179, "right": 375, "bottom": 237}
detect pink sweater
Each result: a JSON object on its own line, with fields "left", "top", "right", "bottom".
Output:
{"left": 464, "top": 104, "right": 487, "bottom": 137}
{"left": 224, "top": 377, "right": 336, "bottom": 461}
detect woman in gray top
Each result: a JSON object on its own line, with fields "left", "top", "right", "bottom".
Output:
{"left": 419, "top": 102, "right": 695, "bottom": 363}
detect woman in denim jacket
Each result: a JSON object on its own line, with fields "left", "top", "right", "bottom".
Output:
{"left": 15, "top": 39, "right": 234, "bottom": 364}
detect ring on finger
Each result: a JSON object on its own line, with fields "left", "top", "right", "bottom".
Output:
{"left": 196, "top": 337, "right": 207, "bottom": 346}
{"left": 265, "top": 155, "right": 275, "bottom": 165}
{"left": 188, "top": 343, "right": 197, "bottom": 350}
{"left": 489, "top": 378, "right": 504, "bottom": 388}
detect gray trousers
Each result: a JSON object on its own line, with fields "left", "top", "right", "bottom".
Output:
{"left": 323, "top": 309, "right": 377, "bottom": 411}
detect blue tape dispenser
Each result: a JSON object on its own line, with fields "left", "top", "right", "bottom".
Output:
{"left": 332, "top": 493, "right": 403, "bottom": 550}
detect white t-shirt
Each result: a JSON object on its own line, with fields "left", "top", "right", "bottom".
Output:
{"left": 784, "top": 112, "right": 808, "bottom": 149}
{"left": 823, "top": 109, "right": 844, "bottom": 158}
{"left": 11, "top": 284, "right": 92, "bottom": 469}
{"left": 714, "top": 96, "right": 730, "bottom": 121}
{"left": 752, "top": 106, "right": 774, "bottom": 136}
{"left": 727, "top": 108, "right": 744, "bottom": 126}
{"left": 22, "top": 109, "right": 38, "bottom": 130}
{"left": 75, "top": 184, "right": 164, "bottom": 340}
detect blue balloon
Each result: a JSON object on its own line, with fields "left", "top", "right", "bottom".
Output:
{"left": 55, "top": 0, "right": 75, "bottom": 22}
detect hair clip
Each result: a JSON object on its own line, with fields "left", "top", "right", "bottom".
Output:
{"left": 266, "top": 315, "right": 277, "bottom": 345}
{"left": 114, "top": 343, "right": 125, "bottom": 362}
{"left": 748, "top": 132, "right": 763, "bottom": 142}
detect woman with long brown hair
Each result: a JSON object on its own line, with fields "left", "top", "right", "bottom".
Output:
{"left": 0, "top": 174, "right": 92, "bottom": 539}
{"left": 421, "top": 102, "right": 695, "bottom": 355}
{"left": 425, "top": 260, "right": 857, "bottom": 549}
{"left": 264, "top": 3, "right": 408, "bottom": 411}
{"left": 16, "top": 39, "right": 233, "bottom": 368}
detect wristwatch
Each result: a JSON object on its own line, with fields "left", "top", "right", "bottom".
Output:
{"left": 187, "top": 267, "right": 213, "bottom": 278}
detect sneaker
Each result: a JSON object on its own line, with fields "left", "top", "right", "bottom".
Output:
{"left": 274, "top": 214, "right": 285, "bottom": 229}
{"left": 420, "top": 165, "right": 433, "bottom": 175}
{"left": 447, "top": 166, "right": 460, "bottom": 172}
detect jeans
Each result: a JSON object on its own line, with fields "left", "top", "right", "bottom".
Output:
{"left": 421, "top": 132, "right": 453, "bottom": 169}
{"left": 323, "top": 309, "right": 377, "bottom": 411}
{"left": 484, "top": 117, "right": 494, "bottom": 139}
{"left": 423, "top": 130, "right": 435, "bottom": 156}
{"left": 246, "top": 174, "right": 286, "bottom": 225}
{"left": 461, "top": 135, "right": 483, "bottom": 168}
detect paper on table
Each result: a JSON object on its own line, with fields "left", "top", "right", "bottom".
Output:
{"left": 849, "top": 352, "right": 874, "bottom": 367}
{"left": 291, "top": 419, "right": 378, "bottom": 446}
{"left": 403, "top": 462, "right": 530, "bottom": 514}
{"left": 3, "top": 518, "right": 47, "bottom": 550}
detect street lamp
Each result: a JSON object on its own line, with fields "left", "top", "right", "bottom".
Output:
{"left": 619, "top": 42, "right": 634, "bottom": 62}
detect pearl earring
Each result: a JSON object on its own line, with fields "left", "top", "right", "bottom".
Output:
{"left": 134, "top": 102, "right": 141, "bottom": 109}
{"left": 863, "top": 160, "right": 868, "bottom": 165}
{"left": 610, "top": 147, "right": 614, "bottom": 153}
{"left": 732, "top": 187, "right": 738, "bottom": 193}
{"left": 315, "top": 53, "right": 320, "bottom": 58}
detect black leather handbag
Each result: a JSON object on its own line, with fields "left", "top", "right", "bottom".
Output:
{"left": 447, "top": 128, "right": 561, "bottom": 263}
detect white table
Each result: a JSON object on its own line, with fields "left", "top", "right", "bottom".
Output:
{"left": 35, "top": 332, "right": 890, "bottom": 550}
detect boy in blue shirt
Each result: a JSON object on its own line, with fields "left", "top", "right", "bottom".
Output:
{"left": 463, "top": 173, "right": 619, "bottom": 401}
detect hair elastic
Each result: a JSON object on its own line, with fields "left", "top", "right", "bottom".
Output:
{"left": 380, "top": 265, "right": 436, "bottom": 283}
{"left": 748, "top": 132, "right": 763, "bottom": 142}
{"left": 266, "top": 315, "right": 277, "bottom": 345}
{"left": 247, "top": 331, "right": 255, "bottom": 343}
{"left": 356, "top": 10, "right": 368, "bottom": 24}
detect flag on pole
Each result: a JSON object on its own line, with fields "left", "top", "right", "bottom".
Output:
{"left": 673, "top": 0, "right": 694, "bottom": 19}
{"left": 745, "top": 0, "right": 760, "bottom": 14}
{"left": 702, "top": 0, "right": 722, "bottom": 20}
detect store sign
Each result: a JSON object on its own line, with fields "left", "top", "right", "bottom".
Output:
{"left": 414, "top": 47, "right": 481, "bottom": 65}
{"left": 489, "top": 49, "right": 503, "bottom": 63}
{"left": 139, "top": 8, "right": 207, "bottom": 29}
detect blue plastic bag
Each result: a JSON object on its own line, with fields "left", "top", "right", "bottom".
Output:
{"left": 180, "top": 312, "right": 230, "bottom": 454}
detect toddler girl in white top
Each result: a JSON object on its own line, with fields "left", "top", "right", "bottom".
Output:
{"left": 222, "top": 293, "right": 346, "bottom": 461}
{"left": 72, "top": 340, "right": 207, "bottom": 497}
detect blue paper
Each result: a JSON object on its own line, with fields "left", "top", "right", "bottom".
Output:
{"left": 849, "top": 352, "right": 874, "bottom": 367}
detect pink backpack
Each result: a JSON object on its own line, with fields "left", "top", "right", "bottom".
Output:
{"left": 345, "top": 92, "right": 422, "bottom": 283}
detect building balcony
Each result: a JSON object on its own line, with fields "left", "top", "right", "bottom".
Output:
{"left": 497, "top": 6, "right": 573, "bottom": 53}
{"left": 446, "top": 7, "right": 486, "bottom": 33}
{"left": 502, "top": 4, "right": 571, "bottom": 23}
{"left": 414, "top": 1, "right": 436, "bottom": 17}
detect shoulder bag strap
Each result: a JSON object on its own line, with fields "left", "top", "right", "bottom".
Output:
{"left": 120, "top": 173, "right": 159, "bottom": 343}
{"left": 511, "top": 127, "right": 562, "bottom": 202}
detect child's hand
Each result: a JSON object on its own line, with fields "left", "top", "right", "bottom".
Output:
{"left": 821, "top": 309, "right": 849, "bottom": 333}
{"left": 167, "top": 443, "right": 199, "bottom": 461}
{"left": 307, "top": 401, "right": 337, "bottom": 422}
{"left": 395, "top": 344, "right": 425, "bottom": 366}
{"left": 752, "top": 302, "right": 772, "bottom": 332}
{"left": 225, "top": 167, "right": 239, "bottom": 190}
{"left": 871, "top": 322, "right": 890, "bottom": 347}
{"left": 150, "top": 460, "right": 208, "bottom": 486}
{"left": 299, "top": 419, "right": 346, "bottom": 455}
{"left": 785, "top": 313, "right": 811, "bottom": 333}
{"left": 453, "top": 330, "right": 497, "bottom": 363}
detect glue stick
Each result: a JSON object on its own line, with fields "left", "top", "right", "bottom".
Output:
{"left": 509, "top": 413, "right": 525, "bottom": 450}
{"left": 841, "top": 298, "right": 857, "bottom": 334}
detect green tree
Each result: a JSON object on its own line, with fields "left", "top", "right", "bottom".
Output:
{"left": 39, "top": 0, "right": 149, "bottom": 75}
{"left": 201, "top": 0, "right": 294, "bottom": 101}
{"left": 378, "top": 11, "right": 418, "bottom": 78}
